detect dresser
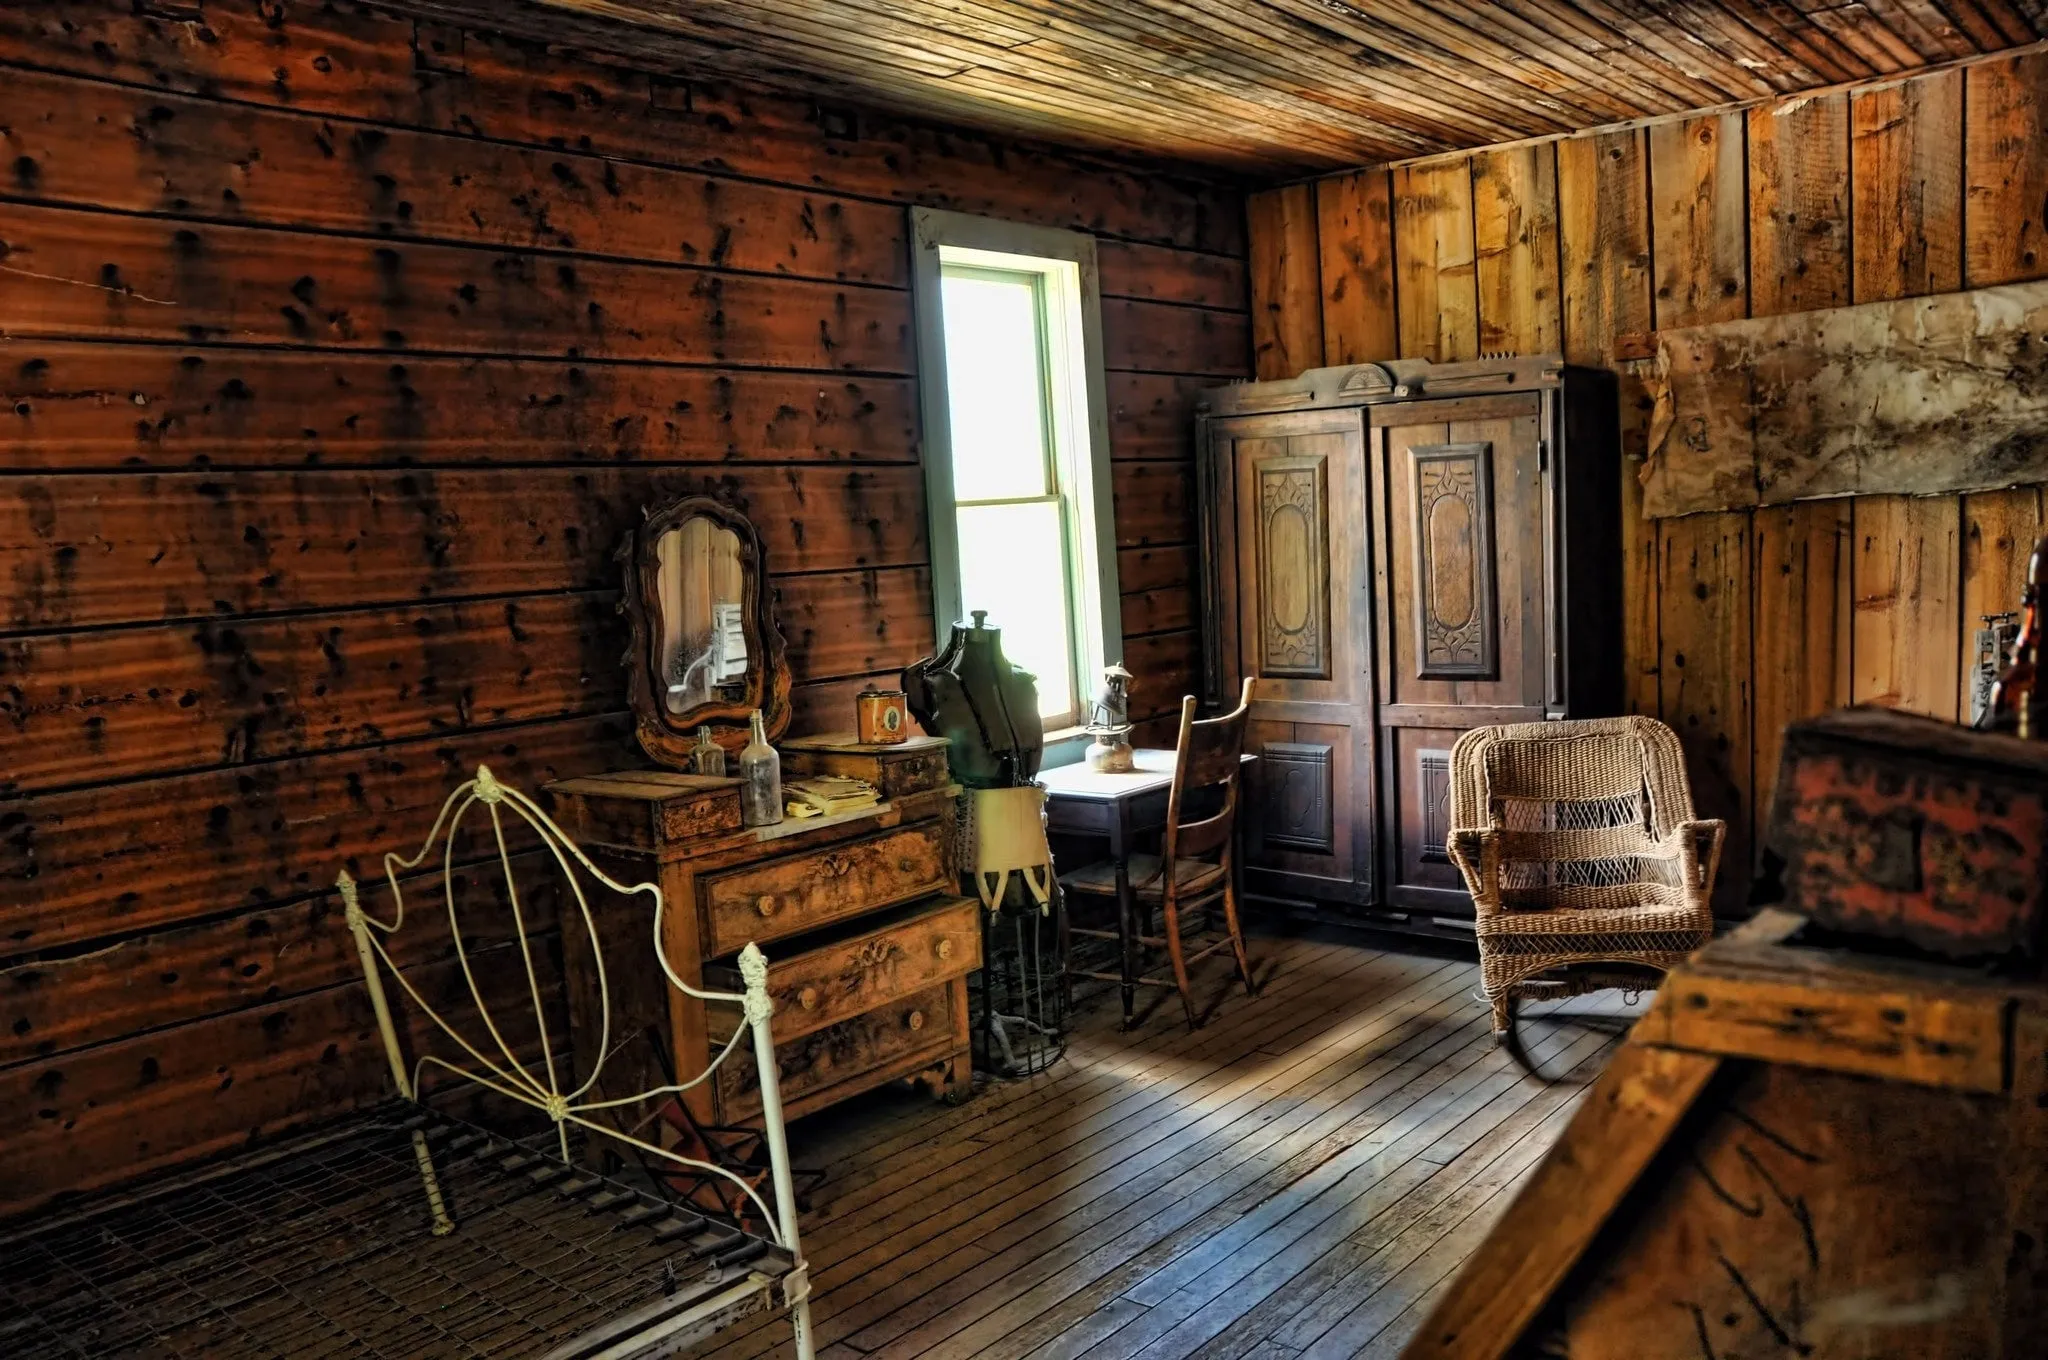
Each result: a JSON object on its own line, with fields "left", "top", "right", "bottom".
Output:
{"left": 1197, "top": 354, "right": 1621, "bottom": 940}
{"left": 546, "top": 734, "right": 976, "bottom": 1127}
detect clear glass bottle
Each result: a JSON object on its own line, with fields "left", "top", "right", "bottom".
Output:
{"left": 691, "top": 725, "right": 727, "bottom": 777}
{"left": 739, "top": 709, "right": 782, "bottom": 826}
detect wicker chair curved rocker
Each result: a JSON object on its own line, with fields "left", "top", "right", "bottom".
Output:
{"left": 1060, "top": 678, "right": 1258, "bottom": 1031}
{"left": 1446, "top": 716, "right": 1723, "bottom": 1070}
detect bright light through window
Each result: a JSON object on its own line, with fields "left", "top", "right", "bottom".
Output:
{"left": 912, "top": 210, "right": 1120, "bottom": 754}
{"left": 940, "top": 263, "right": 1079, "bottom": 725}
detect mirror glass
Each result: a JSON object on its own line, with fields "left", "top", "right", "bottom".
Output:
{"left": 654, "top": 516, "right": 750, "bottom": 717}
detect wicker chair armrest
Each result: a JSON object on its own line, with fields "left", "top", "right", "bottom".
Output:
{"left": 1657, "top": 818, "right": 1726, "bottom": 899}
{"left": 1447, "top": 827, "right": 1503, "bottom": 915}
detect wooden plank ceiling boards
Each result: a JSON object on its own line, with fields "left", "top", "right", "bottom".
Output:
{"left": 388, "top": 0, "right": 2048, "bottom": 175}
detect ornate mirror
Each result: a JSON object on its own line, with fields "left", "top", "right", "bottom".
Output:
{"left": 621, "top": 495, "right": 792, "bottom": 767}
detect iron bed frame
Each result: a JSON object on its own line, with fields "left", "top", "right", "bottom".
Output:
{"left": 0, "top": 764, "right": 815, "bottom": 1360}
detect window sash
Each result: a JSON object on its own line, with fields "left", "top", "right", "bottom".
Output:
{"left": 940, "top": 263, "right": 1058, "bottom": 503}
{"left": 910, "top": 209, "right": 1122, "bottom": 757}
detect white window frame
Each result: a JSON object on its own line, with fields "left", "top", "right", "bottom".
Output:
{"left": 910, "top": 208, "right": 1122, "bottom": 760}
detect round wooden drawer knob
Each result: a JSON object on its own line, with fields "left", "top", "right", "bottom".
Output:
{"left": 755, "top": 895, "right": 778, "bottom": 917}
{"left": 798, "top": 986, "right": 820, "bottom": 1011}
{"left": 907, "top": 1010, "right": 926, "bottom": 1032}
{"left": 936, "top": 939, "right": 955, "bottom": 961}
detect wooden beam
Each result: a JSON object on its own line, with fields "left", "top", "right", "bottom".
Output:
{"left": 1639, "top": 279, "right": 2048, "bottom": 515}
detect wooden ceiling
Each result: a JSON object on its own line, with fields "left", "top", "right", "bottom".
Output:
{"left": 395, "top": 1, "right": 2048, "bottom": 177}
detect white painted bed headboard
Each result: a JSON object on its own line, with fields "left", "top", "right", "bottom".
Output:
{"left": 336, "top": 763, "right": 814, "bottom": 1357}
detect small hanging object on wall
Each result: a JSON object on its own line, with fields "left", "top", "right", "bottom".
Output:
{"left": 1985, "top": 535, "right": 2048, "bottom": 740}
{"left": 1083, "top": 663, "right": 1136, "bottom": 773}
{"left": 1972, "top": 613, "right": 2021, "bottom": 729}
{"left": 854, "top": 685, "right": 910, "bottom": 745}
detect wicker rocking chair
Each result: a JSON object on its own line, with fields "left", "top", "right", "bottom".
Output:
{"left": 1446, "top": 716, "right": 1723, "bottom": 1045}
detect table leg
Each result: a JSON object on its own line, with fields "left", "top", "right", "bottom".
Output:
{"left": 1112, "top": 814, "right": 1137, "bottom": 1029}
{"left": 1054, "top": 877, "right": 1073, "bottom": 1021}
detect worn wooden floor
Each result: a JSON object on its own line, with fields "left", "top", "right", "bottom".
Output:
{"left": 691, "top": 929, "right": 1645, "bottom": 1360}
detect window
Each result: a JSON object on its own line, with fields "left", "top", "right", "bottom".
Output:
{"left": 911, "top": 209, "right": 1120, "bottom": 748}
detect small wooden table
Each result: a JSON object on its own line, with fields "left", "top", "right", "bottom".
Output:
{"left": 1039, "top": 749, "right": 1252, "bottom": 1026}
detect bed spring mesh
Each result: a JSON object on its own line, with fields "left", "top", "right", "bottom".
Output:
{"left": 0, "top": 1103, "right": 788, "bottom": 1360}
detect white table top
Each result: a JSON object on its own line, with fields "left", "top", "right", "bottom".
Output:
{"left": 1036, "top": 749, "right": 1252, "bottom": 802}
{"left": 1035, "top": 747, "right": 1180, "bottom": 801}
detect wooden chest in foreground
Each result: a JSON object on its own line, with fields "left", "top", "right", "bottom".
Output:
{"left": 1403, "top": 912, "right": 2048, "bottom": 1359}
{"left": 546, "top": 736, "right": 975, "bottom": 1128}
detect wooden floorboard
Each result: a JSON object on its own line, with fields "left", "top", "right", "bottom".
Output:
{"left": 687, "top": 929, "right": 1644, "bottom": 1360}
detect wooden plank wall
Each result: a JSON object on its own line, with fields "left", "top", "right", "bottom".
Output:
{"left": 1247, "top": 49, "right": 2048, "bottom": 913}
{"left": 0, "top": 0, "right": 1248, "bottom": 1211}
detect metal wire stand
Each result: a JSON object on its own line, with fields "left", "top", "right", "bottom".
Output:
{"left": 973, "top": 886, "right": 1069, "bottom": 1078}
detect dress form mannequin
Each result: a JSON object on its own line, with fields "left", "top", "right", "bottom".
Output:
{"left": 905, "top": 612, "right": 1063, "bottom": 1076}
{"left": 902, "top": 610, "right": 1044, "bottom": 788}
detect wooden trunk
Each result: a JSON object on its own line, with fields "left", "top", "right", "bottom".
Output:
{"left": 545, "top": 736, "right": 975, "bottom": 1128}
{"left": 1197, "top": 355, "right": 1621, "bottom": 938}
{"left": 1764, "top": 708, "right": 2048, "bottom": 962}
{"left": 1403, "top": 912, "right": 2048, "bottom": 1359}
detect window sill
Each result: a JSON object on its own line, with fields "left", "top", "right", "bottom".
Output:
{"left": 1039, "top": 726, "right": 1091, "bottom": 770}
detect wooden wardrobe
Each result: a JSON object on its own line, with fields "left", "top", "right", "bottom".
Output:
{"left": 1196, "top": 355, "right": 1621, "bottom": 938}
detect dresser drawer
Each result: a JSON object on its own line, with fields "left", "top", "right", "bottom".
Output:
{"left": 706, "top": 896, "right": 980, "bottom": 1043}
{"left": 698, "top": 819, "right": 952, "bottom": 957}
{"left": 711, "top": 982, "right": 957, "bottom": 1122}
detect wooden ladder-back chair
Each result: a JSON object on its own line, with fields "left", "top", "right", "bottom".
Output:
{"left": 1447, "top": 716, "right": 1722, "bottom": 1047}
{"left": 1062, "top": 678, "right": 1257, "bottom": 1030}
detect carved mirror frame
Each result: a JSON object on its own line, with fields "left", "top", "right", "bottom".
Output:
{"left": 620, "top": 494, "right": 793, "bottom": 768}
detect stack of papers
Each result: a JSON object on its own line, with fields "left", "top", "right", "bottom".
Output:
{"left": 783, "top": 775, "right": 882, "bottom": 819}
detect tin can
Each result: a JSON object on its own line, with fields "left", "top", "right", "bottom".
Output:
{"left": 856, "top": 686, "right": 910, "bottom": 745}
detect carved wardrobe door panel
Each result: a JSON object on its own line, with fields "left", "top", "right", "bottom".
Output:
{"left": 1372, "top": 393, "right": 1549, "bottom": 917}
{"left": 1210, "top": 409, "right": 1376, "bottom": 905}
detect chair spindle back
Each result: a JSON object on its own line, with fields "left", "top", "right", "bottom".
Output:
{"left": 1163, "top": 677, "right": 1255, "bottom": 865}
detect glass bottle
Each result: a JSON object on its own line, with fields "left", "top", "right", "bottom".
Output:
{"left": 739, "top": 709, "right": 782, "bottom": 826}
{"left": 691, "top": 725, "right": 727, "bottom": 777}
{"left": 1989, "top": 535, "right": 2048, "bottom": 739}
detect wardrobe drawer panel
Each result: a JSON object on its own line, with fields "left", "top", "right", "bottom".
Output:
{"left": 711, "top": 983, "right": 956, "bottom": 1121}
{"left": 699, "top": 820, "right": 952, "bottom": 957}
{"left": 705, "top": 896, "right": 980, "bottom": 1042}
